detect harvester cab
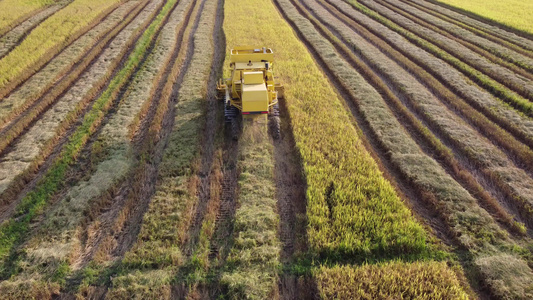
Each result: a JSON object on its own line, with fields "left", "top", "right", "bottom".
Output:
{"left": 217, "top": 47, "right": 284, "bottom": 139}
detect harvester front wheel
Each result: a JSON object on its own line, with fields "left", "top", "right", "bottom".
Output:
{"left": 269, "top": 102, "right": 281, "bottom": 140}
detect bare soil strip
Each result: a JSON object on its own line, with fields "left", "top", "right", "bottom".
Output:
{"left": 413, "top": 0, "right": 533, "bottom": 51}
{"left": 0, "top": 0, "right": 164, "bottom": 213}
{"left": 274, "top": 0, "right": 533, "bottom": 297}
{"left": 383, "top": 0, "right": 533, "bottom": 72}
{"left": 359, "top": 0, "right": 533, "bottom": 103}
{"left": 0, "top": 3, "right": 66, "bottom": 59}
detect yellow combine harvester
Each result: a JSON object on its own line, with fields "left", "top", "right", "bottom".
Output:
{"left": 217, "top": 47, "right": 283, "bottom": 139}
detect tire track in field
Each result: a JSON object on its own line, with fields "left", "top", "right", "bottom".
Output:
{"left": 310, "top": 0, "right": 533, "bottom": 233}
{"left": 400, "top": 0, "right": 533, "bottom": 58}
{"left": 0, "top": 1, "right": 68, "bottom": 59}
{"left": 359, "top": 0, "right": 533, "bottom": 103}
{"left": 382, "top": 0, "right": 533, "bottom": 74}
{"left": 0, "top": 0, "right": 167, "bottom": 221}
{"left": 69, "top": 0, "right": 203, "bottom": 271}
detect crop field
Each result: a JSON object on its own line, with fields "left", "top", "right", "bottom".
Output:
{"left": 0, "top": 0, "right": 532, "bottom": 299}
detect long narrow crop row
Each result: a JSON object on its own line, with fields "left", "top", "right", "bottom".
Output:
{"left": 398, "top": 0, "right": 533, "bottom": 59}
{"left": 313, "top": 0, "right": 533, "bottom": 230}
{"left": 0, "top": 0, "right": 122, "bottom": 94}
{"left": 0, "top": 0, "right": 178, "bottom": 283}
{"left": 379, "top": 0, "right": 533, "bottom": 75}
{"left": 0, "top": 1, "right": 142, "bottom": 127}
{"left": 0, "top": 2, "right": 67, "bottom": 58}
{"left": 274, "top": 0, "right": 533, "bottom": 297}
{"left": 348, "top": 0, "right": 533, "bottom": 118}
{"left": 433, "top": 0, "right": 533, "bottom": 35}
{"left": 0, "top": 0, "right": 163, "bottom": 211}
{"left": 359, "top": 0, "right": 533, "bottom": 103}
{"left": 224, "top": 0, "right": 470, "bottom": 298}
{"left": 410, "top": 0, "right": 533, "bottom": 53}
{"left": 84, "top": 1, "right": 219, "bottom": 296}
{"left": 0, "top": 0, "right": 56, "bottom": 35}
{"left": 0, "top": 1, "right": 197, "bottom": 295}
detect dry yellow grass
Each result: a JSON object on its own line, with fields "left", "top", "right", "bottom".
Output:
{"left": 436, "top": 0, "right": 533, "bottom": 34}
{"left": 0, "top": 0, "right": 55, "bottom": 35}
{"left": 0, "top": 0, "right": 121, "bottom": 92}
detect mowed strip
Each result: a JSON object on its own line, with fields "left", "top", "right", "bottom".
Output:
{"left": 0, "top": 2, "right": 68, "bottom": 58}
{"left": 0, "top": 0, "right": 179, "bottom": 282}
{"left": 276, "top": 0, "right": 533, "bottom": 297}
{"left": 0, "top": 0, "right": 164, "bottom": 208}
{"left": 434, "top": 0, "right": 533, "bottom": 35}
{"left": 0, "top": 0, "right": 198, "bottom": 293}
{"left": 0, "top": 0, "right": 122, "bottom": 94}
{"left": 225, "top": 0, "right": 468, "bottom": 297}
{"left": 0, "top": 0, "right": 55, "bottom": 35}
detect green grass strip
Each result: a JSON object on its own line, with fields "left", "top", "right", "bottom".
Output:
{"left": 0, "top": 0, "right": 177, "bottom": 275}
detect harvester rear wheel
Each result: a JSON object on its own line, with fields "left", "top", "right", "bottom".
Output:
{"left": 269, "top": 102, "right": 281, "bottom": 140}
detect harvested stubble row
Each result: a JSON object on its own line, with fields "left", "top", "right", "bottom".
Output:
{"left": 0, "top": 0, "right": 56, "bottom": 35}
{"left": 350, "top": 0, "right": 533, "bottom": 118}
{"left": 312, "top": 0, "right": 533, "bottom": 231}
{"left": 0, "top": 0, "right": 179, "bottom": 288}
{"left": 381, "top": 0, "right": 533, "bottom": 74}
{"left": 359, "top": 0, "right": 533, "bottom": 103}
{"left": 0, "top": 0, "right": 142, "bottom": 128}
{"left": 397, "top": 0, "right": 533, "bottom": 60}
{"left": 0, "top": 0, "right": 195, "bottom": 294}
{"left": 410, "top": 0, "right": 533, "bottom": 52}
{"left": 0, "top": 0, "right": 163, "bottom": 206}
{"left": 227, "top": 0, "right": 468, "bottom": 298}
{"left": 323, "top": 0, "right": 533, "bottom": 152}
{"left": 0, "top": 0, "right": 122, "bottom": 95}
{"left": 303, "top": 0, "right": 525, "bottom": 235}
{"left": 434, "top": 0, "right": 533, "bottom": 36}
{"left": 277, "top": 0, "right": 533, "bottom": 297}
{"left": 101, "top": 1, "right": 218, "bottom": 297}
{"left": 0, "top": 2, "right": 68, "bottom": 58}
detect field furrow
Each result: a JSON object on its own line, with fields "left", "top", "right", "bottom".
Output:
{"left": 358, "top": 0, "right": 533, "bottom": 103}
{"left": 311, "top": 0, "right": 533, "bottom": 231}
{"left": 0, "top": 0, "right": 193, "bottom": 287}
{"left": 275, "top": 0, "right": 533, "bottom": 297}
{"left": 0, "top": 0, "right": 165, "bottom": 214}
{"left": 381, "top": 0, "right": 533, "bottom": 74}
{"left": 0, "top": 0, "right": 179, "bottom": 287}
{"left": 401, "top": 0, "right": 533, "bottom": 57}
{"left": 0, "top": 2, "right": 68, "bottom": 59}
{"left": 0, "top": 1, "right": 142, "bottom": 128}
{"left": 0, "top": 0, "right": 60, "bottom": 36}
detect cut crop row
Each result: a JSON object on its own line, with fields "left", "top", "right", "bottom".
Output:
{"left": 348, "top": 0, "right": 533, "bottom": 118}
{"left": 315, "top": 0, "right": 533, "bottom": 231}
{"left": 0, "top": 0, "right": 57, "bottom": 36}
{"left": 0, "top": 1, "right": 199, "bottom": 294}
{"left": 399, "top": 0, "right": 533, "bottom": 58}
{"left": 301, "top": 0, "right": 525, "bottom": 235}
{"left": 0, "top": 0, "right": 122, "bottom": 96}
{"left": 0, "top": 2, "right": 68, "bottom": 59}
{"left": 0, "top": 0, "right": 179, "bottom": 283}
{"left": 412, "top": 0, "right": 533, "bottom": 52}
{"left": 0, "top": 0, "right": 165, "bottom": 215}
{"left": 359, "top": 0, "right": 533, "bottom": 103}
{"left": 276, "top": 0, "right": 533, "bottom": 297}
{"left": 83, "top": 1, "right": 219, "bottom": 297}
{"left": 382, "top": 0, "right": 533, "bottom": 74}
